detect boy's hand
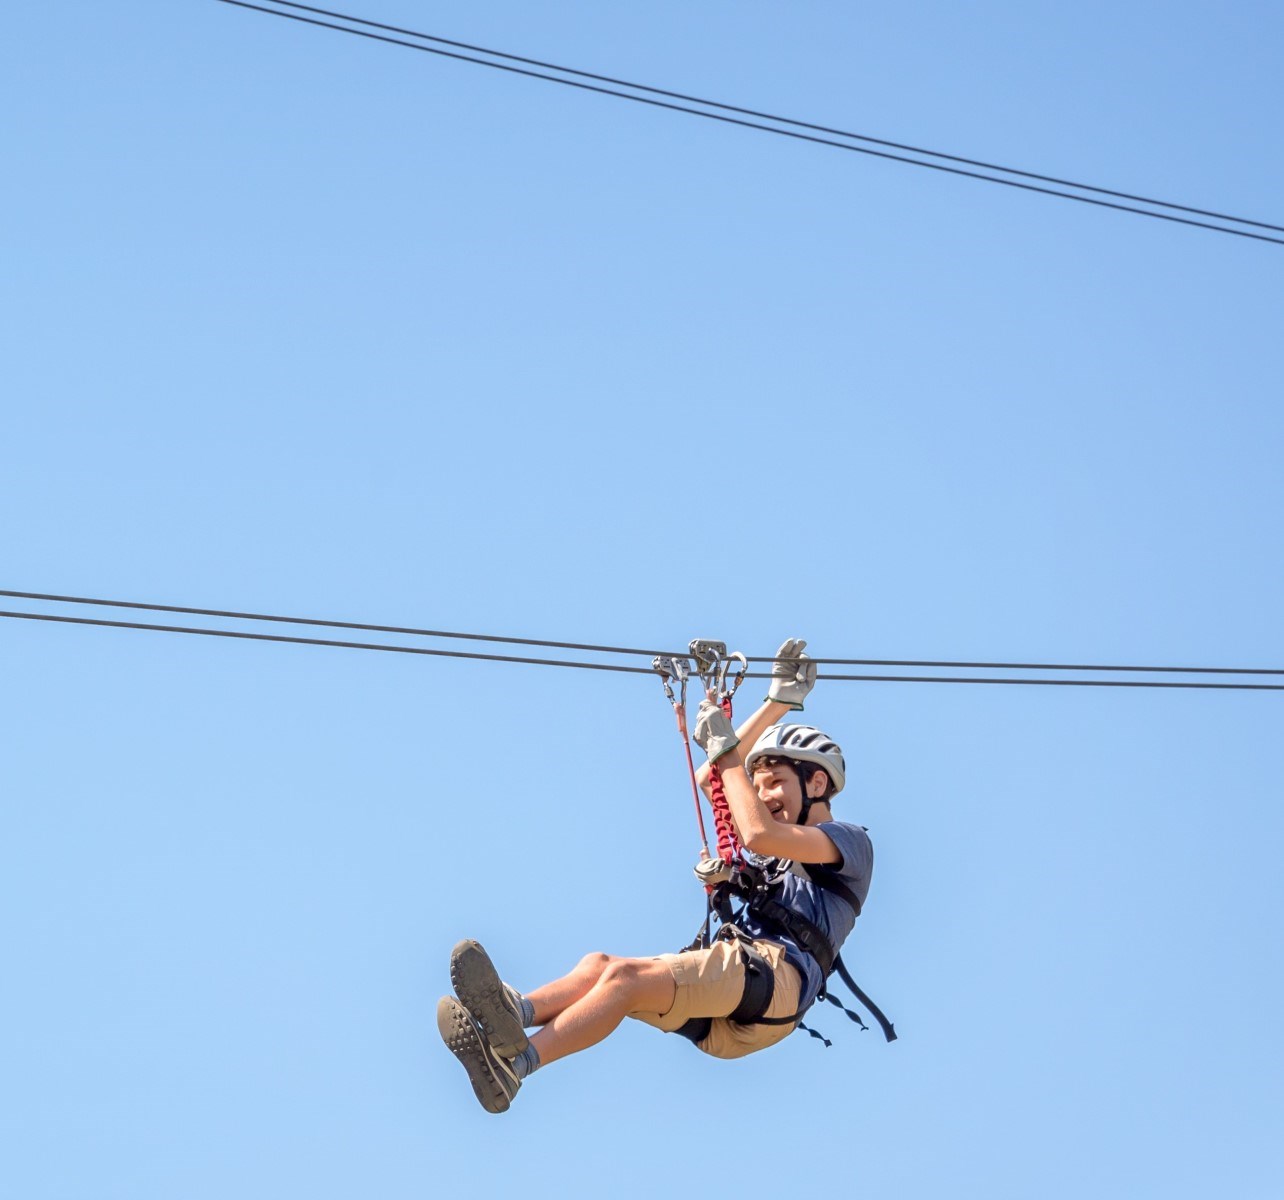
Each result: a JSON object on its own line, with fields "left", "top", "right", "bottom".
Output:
{"left": 694, "top": 857, "right": 733, "bottom": 886}
{"left": 766, "top": 638, "right": 817, "bottom": 710}
{"left": 693, "top": 697, "right": 740, "bottom": 763}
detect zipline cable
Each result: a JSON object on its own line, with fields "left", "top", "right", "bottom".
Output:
{"left": 4, "top": 608, "right": 1283, "bottom": 690}
{"left": 254, "top": 0, "right": 1284, "bottom": 237}
{"left": 0, "top": 609, "right": 655, "bottom": 675}
{"left": 752, "top": 656, "right": 1284, "bottom": 676}
{"left": 212, "top": 0, "right": 1284, "bottom": 247}
{"left": 0, "top": 589, "right": 677, "bottom": 658}
{"left": 2, "top": 590, "right": 1280, "bottom": 681}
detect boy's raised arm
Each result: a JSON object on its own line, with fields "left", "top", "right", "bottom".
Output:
{"left": 694, "top": 638, "right": 817, "bottom": 796}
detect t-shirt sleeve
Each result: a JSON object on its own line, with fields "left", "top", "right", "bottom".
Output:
{"left": 818, "top": 821, "right": 873, "bottom": 891}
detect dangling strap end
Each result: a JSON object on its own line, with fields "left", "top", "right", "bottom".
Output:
{"left": 797, "top": 1021, "right": 833, "bottom": 1049}
{"left": 824, "top": 991, "right": 869, "bottom": 1032}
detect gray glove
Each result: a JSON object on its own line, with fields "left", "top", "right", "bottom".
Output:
{"left": 693, "top": 698, "right": 740, "bottom": 763}
{"left": 694, "top": 856, "right": 733, "bottom": 886}
{"left": 766, "top": 638, "right": 817, "bottom": 710}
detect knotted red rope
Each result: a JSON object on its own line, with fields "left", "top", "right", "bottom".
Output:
{"left": 706, "top": 695, "right": 742, "bottom": 865}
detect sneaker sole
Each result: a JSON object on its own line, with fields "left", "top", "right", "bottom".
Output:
{"left": 436, "top": 996, "right": 517, "bottom": 1115}
{"left": 449, "top": 939, "right": 529, "bottom": 1058}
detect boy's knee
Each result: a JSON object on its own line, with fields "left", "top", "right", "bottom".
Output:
{"left": 577, "top": 952, "right": 614, "bottom": 977}
{"left": 599, "top": 958, "right": 648, "bottom": 993}
{"left": 600, "top": 957, "right": 673, "bottom": 1007}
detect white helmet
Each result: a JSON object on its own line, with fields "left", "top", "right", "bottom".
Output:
{"left": 744, "top": 724, "right": 846, "bottom": 796}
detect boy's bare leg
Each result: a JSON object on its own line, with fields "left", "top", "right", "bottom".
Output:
{"left": 530, "top": 957, "right": 676, "bottom": 1067}
{"left": 523, "top": 952, "right": 618, "bottom": 1024}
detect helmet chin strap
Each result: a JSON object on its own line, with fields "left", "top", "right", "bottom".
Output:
{"left": 794, "top": 763, "right": 815, "bottom": 826}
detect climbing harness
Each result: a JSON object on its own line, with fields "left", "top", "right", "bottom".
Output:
{"left": 696, "top": 857, "right": 898, "bottom": 1046}
{"left": 654, "top": 639, "right": 896, "bottom": 1050}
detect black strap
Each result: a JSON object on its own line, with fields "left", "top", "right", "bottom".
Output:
{"left": 728, "top": 940, "right": 775, "bottom": 1023}
{"left": 796, "top": 1021, "right": 833, "bottom": 1047}
{"left": 798, "top": 863, "right": 862, "bottom": 917}
{"left": 742, "top": 882, "right": 896, "bottom": 1046}
{"left": 746, "top": 894, "right": 835, "bottom": 978}
{"left": 833, "top": 954, "right": 897, "bottom": 1042}
{"left": 682, "top": 892, "right": 714, "bottom": 952}
{"left": 670, "top": 937, "right": 778, "bottom": 1045}
{"left": 722, "top": 860, "right": 861, "bottom": 982}
{"left": 672, "top": 1016, "right": 713, "bottom": 1045}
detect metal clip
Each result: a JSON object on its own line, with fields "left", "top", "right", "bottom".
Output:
{"left": 653, "top": 655, "right": 690, "bottom": 709}
{"left": 718, "top": 651, "right": 749, "bottom": 699}
{"left": 670, "top": 655, "right": 690, "bottom": 703}
{"left": 688, "top": 639, "right": 727, "bottom": 691}
{"left": 652, "top": 656, "right": 679, "bottom": 706}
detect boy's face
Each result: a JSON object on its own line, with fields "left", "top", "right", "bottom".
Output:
{"left": 751, "top": 758, "right": 805, "bottom": 824}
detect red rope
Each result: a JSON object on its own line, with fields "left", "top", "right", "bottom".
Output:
{"left": 707, "top": 696, "right": 742, "bottom": 864}
{"left": 674, "top": 702, "right": 710, "bottom": 856}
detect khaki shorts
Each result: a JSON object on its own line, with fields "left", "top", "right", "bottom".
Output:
{"left": 629, "top": 938, "right": 802, "bottom": 1060}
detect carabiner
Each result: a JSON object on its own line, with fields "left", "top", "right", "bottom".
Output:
{"left": 718, "top": 651, "right": 749, "bottom": 700}
{"left": 652, "top": 656, "right": 678, "bottom": 706}
{"left": 670, "top": 655, "right": 690, "bottom": 708}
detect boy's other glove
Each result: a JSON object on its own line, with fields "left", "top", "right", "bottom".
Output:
{"left": 694, "top": 857, "right": 734, "bottom": 886}
{"left": 766, "top": 638, "right": 817, "bottom": 710}
{"left": 693, "top": 698, "right": 740, "bottom": 763}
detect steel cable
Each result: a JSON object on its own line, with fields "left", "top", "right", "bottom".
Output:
{"left": 4, "top": 603, "right": 1282, "bottom": 690}
{"left": 257, "top": 0, "right": 1284, "bottom": 236}
{"left": 213, "top": 0, "right": 1284, "bottom": 247}
{"left": 2, "top": 590, "right": 1279, "bottom": 680}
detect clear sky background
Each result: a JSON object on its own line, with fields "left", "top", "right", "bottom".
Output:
{"left": 3, "top": 2, "right": 1282, "bottom": 1197}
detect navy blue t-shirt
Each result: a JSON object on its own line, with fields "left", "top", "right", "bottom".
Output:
{"left": 736, "top": 820, "right": 873, "bottom": 1012}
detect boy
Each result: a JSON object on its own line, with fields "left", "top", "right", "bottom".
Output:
{"left": 438, "top": 640, "right": 873, "bottom": 1112}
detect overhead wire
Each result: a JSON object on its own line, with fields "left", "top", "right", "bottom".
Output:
{"left": 212, "top": 0, "right": 1284, "bottom": 247}
{"left": 0, "top": 609, "right": 657, "bottom": 675}
{"left": 3, "top": 594, "right": 1282, "bottom": 691}
{"left": 751, "top": 656, "right": 1284, "bottom": 676}
{"left": 0, "top": 589, "right": 677, "bottom": 658}
{"left": 4, "top": 590, "right": 1282, "bottom": 678}
{"left": 255, "top": 0, "right": 1284, "bottom": 237}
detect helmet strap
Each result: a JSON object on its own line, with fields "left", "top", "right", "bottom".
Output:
{"left": 794, "top": 763, "right": 814, "bottom": 826}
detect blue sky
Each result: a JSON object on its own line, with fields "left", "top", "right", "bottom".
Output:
{"left": 3, "top": 2, "right": 1282, "bottom": 1197}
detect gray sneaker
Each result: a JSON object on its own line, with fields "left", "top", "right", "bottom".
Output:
{"left": 449, "top": 939, "right": 529, "bottom": 1058}
{"left": 437, "top": 996, "right": 521, "bottom": 1114}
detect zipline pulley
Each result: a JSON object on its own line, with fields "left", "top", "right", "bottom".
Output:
{"left": 688, "top": 639, "right": 747, "bottom": 702}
